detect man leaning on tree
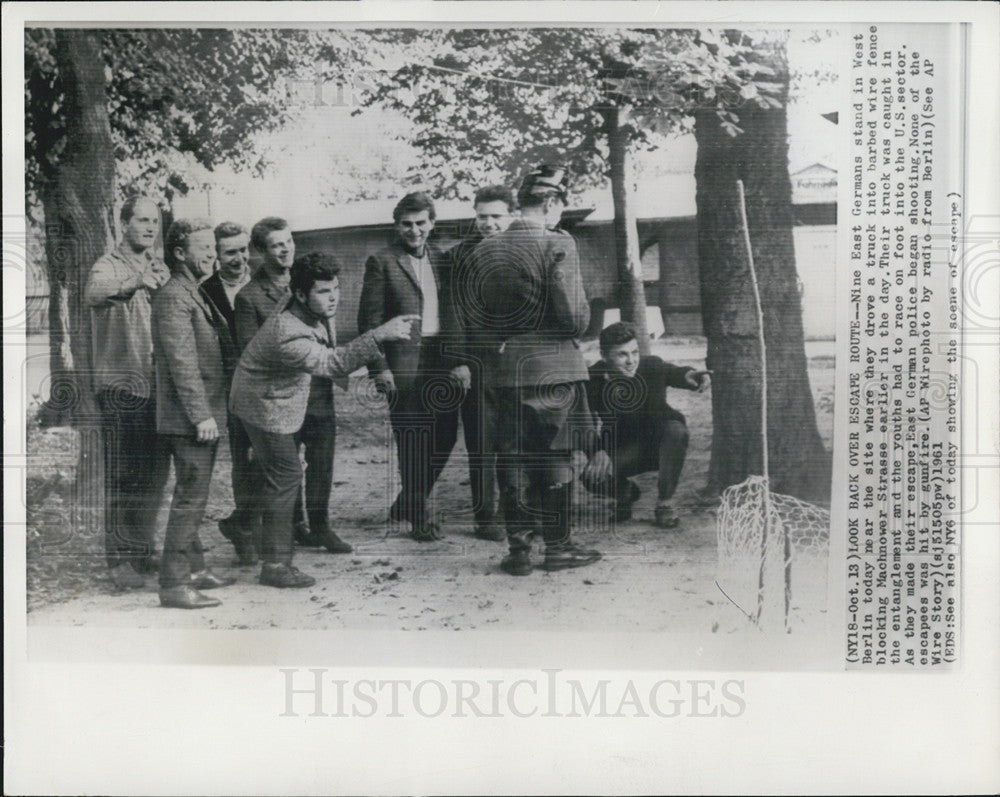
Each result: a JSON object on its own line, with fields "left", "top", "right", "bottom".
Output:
{"left": 84, "top": 195, "right": 170, "bottom": 591}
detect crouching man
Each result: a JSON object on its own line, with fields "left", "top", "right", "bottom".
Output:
{"left": 230, "top": 253, "right": 418, "bottom": 588}
{"left": 581, "top": 322, "right": 711, "bottom": 528}
{"left": 152, "top": 219, "right": 237, "bottom": 609}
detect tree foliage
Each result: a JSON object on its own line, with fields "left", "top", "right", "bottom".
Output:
{"left": 354, "top": 27, "right": 785, "bottom": 199}
{"left": 25, "top": 27, "right": 347, "bottom": 216}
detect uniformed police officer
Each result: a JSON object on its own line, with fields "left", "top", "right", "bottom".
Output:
{"left": 472, "top": 165, "right": 601, "bottom": 575}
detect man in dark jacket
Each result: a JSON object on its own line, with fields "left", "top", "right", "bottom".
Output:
{"left": 357, "top": 192, "right": 464, "bottom": 541}
{"left": 448, "top": 185, "right": 516, "bottom": 541}
{"left": 582, "top": 322, "right": 711, "bottom": 528}
{"left": 473, "top": 165, "right": 601, "bottom": 575}
{"left": 200, "top": 222, "right": 256, "bottom": 564}
{"left": 152, "top": 219, "right": 237, "bottom": 609}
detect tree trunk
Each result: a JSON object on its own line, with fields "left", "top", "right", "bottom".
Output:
{"left": 694, "top": 46, "right": 831, "bottom": 503}
{"left": 605, "top": 105, "right": 651, "bottom": 354}
{"left": 38, "top": 30, "right": 116, "bottom": 538}
{"left": 40, "top": 30, "right": 115, "bottom": 426}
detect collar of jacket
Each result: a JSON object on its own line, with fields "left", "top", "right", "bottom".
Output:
{"left": 253, "top": 270, "right": 291, "bottom": 301}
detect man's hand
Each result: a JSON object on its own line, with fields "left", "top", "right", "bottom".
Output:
{"left": 374, "top": 314, "right": 420, "bottom": 343}
{"left": 582, "top": 450, "right": 613, "bottom": 485}
{"left": 195, "top": 418, "right": 219, "bottom": 443}
{"left": 374, "top": 369, "right": 397, "bottom": 396}
{"left": 143, "top": 263, "right": 170, "bottom": 290}
{"left": 686, "top": 369, "right": 712, "bottom": 393}
{"left": 449, "top": 365, "right": 472, "bottom": 392}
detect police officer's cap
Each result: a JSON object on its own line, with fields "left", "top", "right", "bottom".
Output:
{"left": 518, "top": 164, "right": 569, "bottom": 204}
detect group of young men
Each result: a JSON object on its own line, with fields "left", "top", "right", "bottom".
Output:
{"left": 86, "top": 165, "right": 709, "bottom": 610}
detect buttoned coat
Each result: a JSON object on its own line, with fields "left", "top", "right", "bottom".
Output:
{"left": 357, "top": 240, "right": 459, "bottom": 390}
{"left": 230, "top": 302, "right": 382, "bottom": 435}
{"left": 151, "top": 272, "right": 233, "bottom": 435}
{"left": 472, "top": 217, "right": 590, "bottom": 388}
{"left": 232, "top": 272, "right": 289, "bottom": 353}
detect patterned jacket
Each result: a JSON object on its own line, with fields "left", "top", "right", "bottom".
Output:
{"left": 151, "top": 271, "right": 233, "bottom": 435}
{"left": 230, "top": 301, "right": 382, "bottom": 434}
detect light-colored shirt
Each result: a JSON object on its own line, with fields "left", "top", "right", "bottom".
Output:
{"left": 411, "top": 251, "right": 440, "bottom": 336}
{"left": 220, "top": 271, "right": 250, "bottom": 309}
{"left": 84, "top": 243, "right": 170, "bottom": 397}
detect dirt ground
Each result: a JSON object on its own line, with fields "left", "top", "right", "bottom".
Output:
{"left": 24, "top": 338, "right": 835, "bottom": 633}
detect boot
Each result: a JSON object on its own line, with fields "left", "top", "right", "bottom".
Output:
{"left": 539, "top": 483, "right": 601, "bottom": 572}
{"left": 499, "top": 485, "right": 534, "bottom": 576}
{"left": 159, "top": 584, "right": 221, "bottom": 609}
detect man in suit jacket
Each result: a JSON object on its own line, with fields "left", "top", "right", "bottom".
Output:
{"left": 448, "top": 185, "right": 517, "bottom": 542}
{"left": 152, "top": 219, "right": 237, "bottom": 610}
{"left": 231, "top": 253, "right": 417, "bottom": 589}
{"left": 357, "top": 192, "right": 464, "bottom": 541}
{"left": 200, "top": 222, "right": 257, "bottom": 564}
{"left": 233, "top": 217, "right": 343, "bottom": 556}
{"left": 474, "top": 165, "right": 601, "bottom": 576}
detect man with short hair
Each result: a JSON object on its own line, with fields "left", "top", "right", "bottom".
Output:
{"left": 231, "top": 253, "right": 417, "bottom": 588}
{"left": 448, "top": 185, "right": 516, "bottom": 541}
{"left": 233, "top": 218, "right": 348, "bottom": 554}
{"left": 200, "top": 222, "right": 258, "bottom": 565}
{"left": 581, "top": 322, "right": 711, "bottom": 528}
{"left": 85, "top": 195, "right": 171, "bottom": 590}
{"left": 474, "top": 165, "right": 601, "bottom": 575}
{"left": 358, "top": 192, "right": 464, "bottom": 541}
{"left": 152, "top": 219, "right": 237, "bottom": 609}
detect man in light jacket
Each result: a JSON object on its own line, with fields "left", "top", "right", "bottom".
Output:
{"left": 230, "top": 252, "right": 418, "bottom": 589}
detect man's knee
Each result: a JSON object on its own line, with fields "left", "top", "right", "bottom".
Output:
{"left": 664, "top": 420, "right": 689, "bottom": 448}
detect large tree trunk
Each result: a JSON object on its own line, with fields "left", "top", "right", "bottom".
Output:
{"left": 694, "top": 44, "right": 831, "bottom": 503}
{"left": 605, "top": 105, "right": 651, "bottom": 354}
{"left": 38, "top": 31, "right": 116, "bottom": 535}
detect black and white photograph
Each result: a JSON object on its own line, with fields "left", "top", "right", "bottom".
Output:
{"left": 4, "top": 2, "right": 998, "bottom": 794}
{"left": 20, "top": 22, "right": 841, "bottom": 637}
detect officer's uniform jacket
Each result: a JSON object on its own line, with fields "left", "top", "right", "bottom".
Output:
{"left": 472, "top": 217, "right": 590, "bottom": 388}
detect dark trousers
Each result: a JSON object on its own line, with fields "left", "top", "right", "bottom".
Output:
{"left": 228, "top": 413, "right": 306, "bottom": 537}
{"left": 298, "top": 413, "right": 336, "bottom": 533}
{"left": 587, "top": 418, "right": 690, "bottom": 504}
{"left": 460, "top": 368, "right": 499, "bottom": 523}
{"left": 242, "top": 421, "right": 301, "bottom": 566}
{"left": 228, "top": 413, "right": 259, "bottom": 527}
{"left": 388, "top": 338, "right": 459, "bottom": 525}
{"left": 159, "top": 435, "right": 217, "bottom": 588}
{"left": 98, "top": 389, "right": 170, "bottom": 569}
{"left": 495, "top": 383, "right": 591, "bottom": 553}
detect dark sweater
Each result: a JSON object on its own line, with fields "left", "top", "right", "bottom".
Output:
{"left": 586, "top": 355, "right": 695, "bottom": 452}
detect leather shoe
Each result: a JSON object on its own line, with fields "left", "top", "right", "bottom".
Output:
{"left": 219, "top": 517, "right": 258, "bottom": 566}
{"left": 259, "top": 564, "right": 316, "bottom": 589}
{"left": 190, "top": 569, "right": 237, "bottom": 590}
{"left": 159, "top": 584, "right": 221, "bottom": 609}
{"left": 412, "top": 522, "right": 444, "bottom": 542}
{"left": 318, "top": 531, "right": 353, "bottom": 554}
{"left": 110, "top": 563, "right": 146, "bottom": 590}
{"left": 543, "top": 542, "right": 602, "bottom": 571}
{"left": 500, "top": 549, "right": 533, "bottom": 576}
{"left": 293, "top": 521, "right": 314, "bottom": 546}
